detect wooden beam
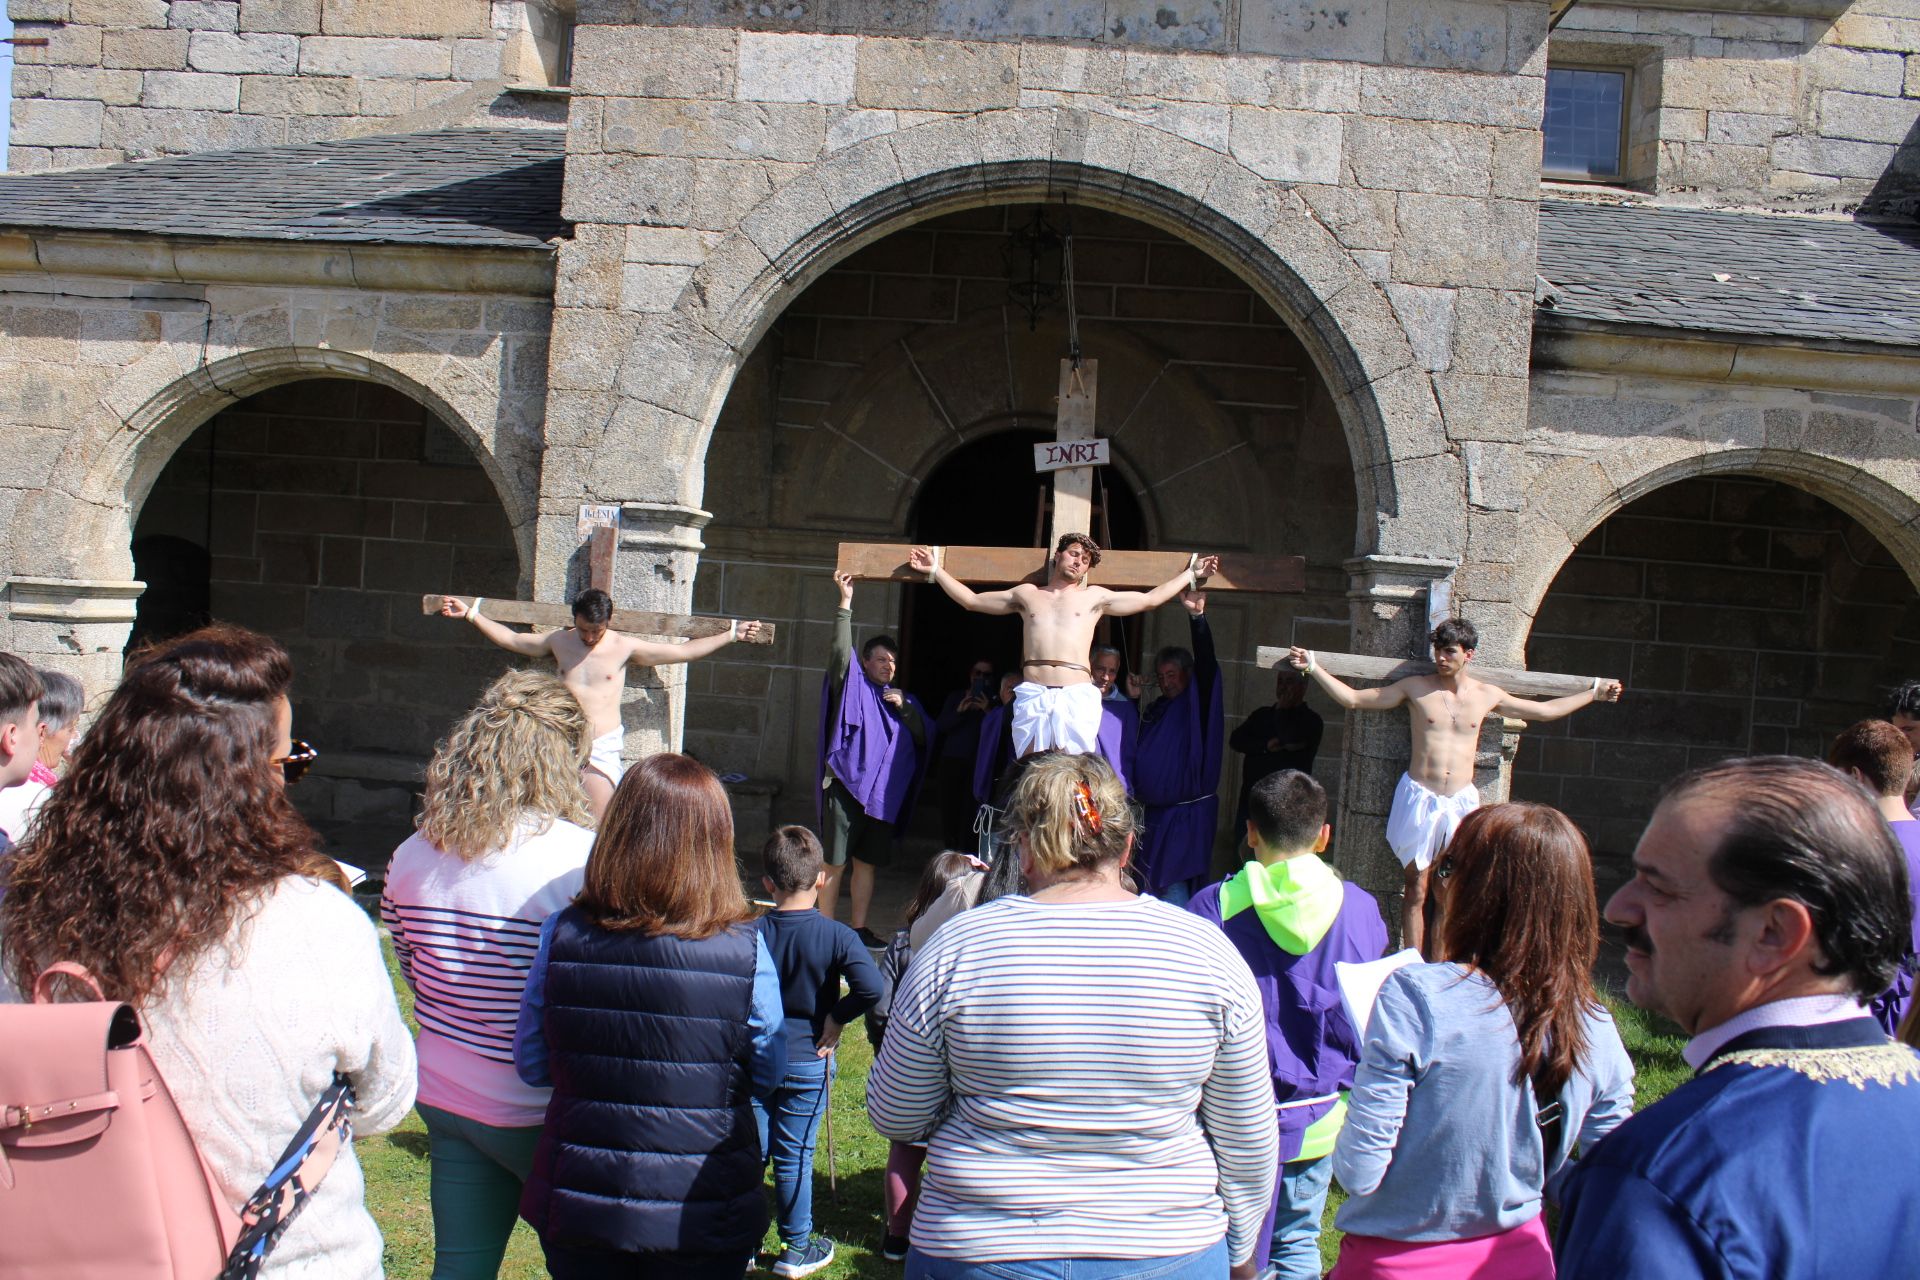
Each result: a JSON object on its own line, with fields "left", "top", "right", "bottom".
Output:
{"left": 423, "top": 595, "right": 777, "bottom": 645}
{"left": 1049, "top": 357, "right": 1097, "bottom": 547}
{"left": 1255, "top": 647, "right": 1615, "bottom": 700}
{"left": 587, "top": 525, "right": 616, "bottom": 593}
{"left": 840, "top": 543, "right": 1306, "bottom": 594}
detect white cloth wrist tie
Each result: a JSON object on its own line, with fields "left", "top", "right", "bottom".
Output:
{"left": 927, "top": 546, "right": 944, "bottom": 583}
{"left": 470, "top": 597, "right": 484, "bottom": 620}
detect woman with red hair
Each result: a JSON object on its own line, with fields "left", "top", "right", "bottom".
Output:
{"left": 1329, "top": 803, "right": 1636, "bottom": 1279}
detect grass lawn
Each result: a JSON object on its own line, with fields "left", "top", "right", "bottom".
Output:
{"left": 365, "top": 944, "right": 1689, "bottom": 1280}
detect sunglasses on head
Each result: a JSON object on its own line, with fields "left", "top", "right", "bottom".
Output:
{"left": 271, "top": 739, "right": 319, "bottom": 785}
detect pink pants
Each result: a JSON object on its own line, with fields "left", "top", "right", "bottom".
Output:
{"left": 1329, "top": 1215, "right": 1553, "bottom": 1280}
{"left": 885, "top": 1141, "right": 924, "bottom": 1236}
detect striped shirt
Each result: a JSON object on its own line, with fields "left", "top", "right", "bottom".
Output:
{"left": 381, "top": 816, "right": 593, "bottom": 1127}
{"left": 866, "top": 893, "right": 1278, "bottom": 1265}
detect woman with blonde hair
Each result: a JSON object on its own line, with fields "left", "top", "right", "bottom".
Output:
{"left": 381, "top": 668, "right": 596, "bottom": 1280}
{"left": 867, "top": 751, "right": 1278, "bottom": 1280}
{"left": 514, "top": 752, "right": 787, "bottom": 1280}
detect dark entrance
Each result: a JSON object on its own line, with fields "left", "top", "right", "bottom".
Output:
{"left": 901, "top": 427, "right": 1146, "bottom": 714}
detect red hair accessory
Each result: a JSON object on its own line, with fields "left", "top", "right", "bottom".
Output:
{"left": 1073, "top": 779, "right": 1103, "bottom": 836}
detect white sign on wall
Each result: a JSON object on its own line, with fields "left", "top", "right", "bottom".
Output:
{"left": 1033, "top": 438, "right": 1111, "bottom": 473}
{"left": 576, "top": 503, "right": 620, "bottom": 543}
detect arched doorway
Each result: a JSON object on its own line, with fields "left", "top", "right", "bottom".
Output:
{"left": 1514, "top": 472, "right": 1920, "bottom": 896}
{"left": 900, "top": 424, "right": 1148, "bottom": 714}
{"left": 131, "top": 376, "right": 522, "bottom": 867}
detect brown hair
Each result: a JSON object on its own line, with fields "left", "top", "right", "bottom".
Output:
{"left": 576, "top": 753, "right": 750, "bottom": 939}
{"left": 1009, "top": 752, "right": 1135, "bottom": 878}
{"left": 762, "top": 824, "right": 824, "bottom": 895}
{"left": 1055, "top": 531, "right": 1102, "bottom": 569}
{"left": 1, "top": 624, "right": 319, "bottom": 1004}
{"left": 905, "top": 851, "right": 984, "bottom": 927}
{"left": 1436, "top": 803, "right": 1601, "bottom": 1097}
{"left": 1828, "top": 719, "right": 1916, "bottom": 799}
{"left": 0, "top": 652, "right": 44, "bottom": 724}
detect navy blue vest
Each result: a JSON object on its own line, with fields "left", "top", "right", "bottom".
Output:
{"left": 519, "top": 908, "right": 768, "bottom": 1257}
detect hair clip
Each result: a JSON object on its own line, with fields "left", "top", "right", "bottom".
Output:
{"left": 1073, "top": 779, "right": 1103, "bottom": 836}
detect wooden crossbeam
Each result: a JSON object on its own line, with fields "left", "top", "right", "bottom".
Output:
{"left": 423, "top": 595, "right": 776, "bottom": 645}
{"left": 839, "top": 543, "right": 1306, "bottom": 594}
{"left": 1255, "top": 647, "right": 1615, "bottom": 700}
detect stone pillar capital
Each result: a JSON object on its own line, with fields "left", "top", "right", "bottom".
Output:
{"left": 1343, "top": 554, "right": 1456, "bottom": 603}
{"left": 619, "top": 502, "right": 713, "bottom": 555}
{"left": 6, "top": 577, "right": 146, "bottom": 624}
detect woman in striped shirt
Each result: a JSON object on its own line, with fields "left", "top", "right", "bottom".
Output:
{"left": 382, "top": 669, "right": 597, "bottom": 1280}
{"left": 867, "top": 752, "right": 1278, "bottom": 1280}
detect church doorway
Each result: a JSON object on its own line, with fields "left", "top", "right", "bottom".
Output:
{"left": 900, "top": 423, "right": 1147, "bottom": 716}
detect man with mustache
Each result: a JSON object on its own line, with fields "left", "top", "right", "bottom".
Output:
{"left": 1555, "top": 756, "right": 1920, "bottom": 1279}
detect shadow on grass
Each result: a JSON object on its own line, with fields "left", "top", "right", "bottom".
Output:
{"left": 386, "top": 1130, "right": 432, "bottom": 1160}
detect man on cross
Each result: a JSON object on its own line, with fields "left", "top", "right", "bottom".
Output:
{"left": 909, "top": 533, "right": 1219, "bottom": 760}
{"left": 441, "top": 588, "right": 762, "bottom": 819}
{"left": 1289, "top": 617, "right": 1621, "bottom": 955}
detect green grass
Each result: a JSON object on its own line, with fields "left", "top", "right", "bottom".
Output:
{"left": 366, "top": 946, "right": 1691, "bottom": 1280}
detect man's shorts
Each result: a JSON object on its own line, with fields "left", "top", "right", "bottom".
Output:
{"left": 1010, "top": 681, "right": 1104, "bottom": 757}
{"left": 824, "top": 778, "right": 896, "bottom": 869}
{"left": 587, "top": 726, "right": 624, "bottom": 786}
{"left": 1385, "top": 772, "right": 1481, "bottom": 872}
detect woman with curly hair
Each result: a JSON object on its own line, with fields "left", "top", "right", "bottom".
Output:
{"left": 1328, "top": 803, "right": 1635, "bottom": 1279}
{"left": 0, "top": 624, "right": 416, "bottom": 1280}
{"left": 380, "top": 668, "right": 596, "bottom": 1280}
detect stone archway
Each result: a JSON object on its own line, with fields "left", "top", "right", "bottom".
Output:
{"left": 536, "top": 107, "right": 1462, "bottom": 599}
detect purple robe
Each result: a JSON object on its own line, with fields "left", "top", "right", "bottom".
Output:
{"left": 817, "top": 646, "right": 927, "bottom": 828}
{"left": 974, "top": 698, "right": 1140, "bottom": 804}
{"left": 1134, "top": 614, "right": 1225, "bottom": 892}
{"left": 1871, "top": 820, "right": 1920, "bottom": 1033}
{"left": 972, "top": 704, "right": 1014, "bottom": 806}
{"left": 1098, "top": 697, "right": 1139, "bottom": 796}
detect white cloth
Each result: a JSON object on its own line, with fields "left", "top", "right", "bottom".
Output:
{"left": 0, "top": 876, "right": 419, "bottom": 1280}
{"left": 1385, "top": 772, "right": 1481, "bottom": 871}
{"left": 382, "top": 815, "right": 593, "bottom": 1127}
{"left": 587, "top": 725, "right": 625, "bottom": 784}
{"left": 1010, "top": 680, "right": 1104, "bottom": 757}
{"left": 0, "top": 776, "right": 50, "bottom": 842}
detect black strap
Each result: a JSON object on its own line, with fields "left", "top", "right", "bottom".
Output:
{"left": 218, "top": 1073, "right": 356, "bottom": 1280}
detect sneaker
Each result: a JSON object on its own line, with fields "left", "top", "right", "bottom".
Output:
{"left": 881, "top": 1234, "right": 910, "bottom": 1262}
{"left": 856, "top": 926, "right": 886, "bottom": 949}
{"left": 773, "top": 1235, "right": 836, "bottom": 1278}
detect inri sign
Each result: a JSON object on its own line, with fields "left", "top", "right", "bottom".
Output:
{"left": 1033, "top": 437, "right": 1111, "bottom": 473}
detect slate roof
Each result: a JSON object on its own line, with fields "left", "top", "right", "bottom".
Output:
{"left": 1538, "top": 199, "right": 1920, "bottom": 349}
{"left": 0, "top": 127, "right": 567, "bottom": 250}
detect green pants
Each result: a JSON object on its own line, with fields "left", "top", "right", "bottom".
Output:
{"left": 417, "top": 1102, "right": 544, "bottom": 1280}
{"left": 824, "top": 778, "right": 897, "bottom": 868}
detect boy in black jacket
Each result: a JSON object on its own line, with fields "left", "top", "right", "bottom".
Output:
{"left": 756, "top": 826, "right": 883, "bottom": 1277}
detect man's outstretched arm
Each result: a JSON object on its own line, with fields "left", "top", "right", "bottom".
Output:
{"left": 441, "top": 597, "right": 554, "bottom": 658}
{"left": 627, "top": 621, "right": 764, "bottom": 668}
{"left": 1288, "top": 646, "right": 1409, "bottom": 712}
{"left": 1495, "top": 680, "right": 1622, "bottom": 723}
{"left": 908, "top": 546, "right": 1020, "bottom": 615}
{"left": 1101, "top": 554, "right": 1220, "bottom": 618}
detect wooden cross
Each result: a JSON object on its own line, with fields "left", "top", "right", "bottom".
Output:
{"left": 422, "top": 527, "right": 777, "bottom": 644}
{"left": 1253, "top": 648, "right": 1616, "bottom": 698}
{"left": 840, "top": 358, "right": 1307, "bottom": 593}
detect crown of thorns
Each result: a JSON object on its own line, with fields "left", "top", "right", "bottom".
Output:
{"left": 1055, "top": 532, "right": 1103, "bottom": 568}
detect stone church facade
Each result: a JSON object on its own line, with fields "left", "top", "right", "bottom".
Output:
{"left": 1, "top": 0, "right": 1917, "bottom": 909}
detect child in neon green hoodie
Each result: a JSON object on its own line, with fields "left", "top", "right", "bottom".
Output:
{"left": 1187, "top": 769, "right": 1388, "bottom": 1280}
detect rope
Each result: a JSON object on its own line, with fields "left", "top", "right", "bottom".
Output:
{"left": 1063, "top": 228, "right": 1081, "bottom": 369}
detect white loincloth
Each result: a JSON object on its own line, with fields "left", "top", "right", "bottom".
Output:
{"left": 586, "top": 725, "right": 625, "bottom": 786}
{"left": 1386, "top": 772, "right": 1481, "bottom": 871}
{"left": 1011, "top": 681, "right": 1105, "bottom": 757}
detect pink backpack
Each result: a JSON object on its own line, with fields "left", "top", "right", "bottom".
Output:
{"left": 0, "top": 961, "right": 358, "bottom": 1279}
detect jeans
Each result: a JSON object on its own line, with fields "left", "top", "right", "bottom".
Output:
{"left": 416, "top": 1102, "right": 543, "bottom": 1280}
{"left": 752, "top": 1048, "right": 836, "bottom": 1246}
{"left": 1266, "top": 1155, "right": 1333, "bottom": 1280}
{"left": 906, "top": 1238, "right": 1228, "bottom": 1280}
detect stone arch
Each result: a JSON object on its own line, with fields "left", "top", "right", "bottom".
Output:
{"left": 1519, "top": 445, "right": 1920, "bottom": 626}
{"left": 588, "top": 107, "right": 1443, "bottom": 559}
{"left": 14, "top": 346, "right": 535, "bottom": 585}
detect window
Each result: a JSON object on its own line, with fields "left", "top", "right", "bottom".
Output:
{"left": 1544, "top": 66, "right": 1629, "bottom": 182}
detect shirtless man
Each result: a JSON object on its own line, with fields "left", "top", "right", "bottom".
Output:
{"left": 441, "top": 587, "right": 762, "bottom": 819}
{"left": 1289, "top": 617, "right": 1622, "bottom": 955}
{"left": 909, "top": 533, "right": 1218, "bottom": 758}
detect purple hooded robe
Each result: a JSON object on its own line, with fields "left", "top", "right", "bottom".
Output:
{"left": 1134, "top": 613, "right": 1225, "bottom": 892}
{"left": 817, "top": 615, "right": 927, "bottom": 829}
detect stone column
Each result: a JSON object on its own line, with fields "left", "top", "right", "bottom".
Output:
{"left": 3, "top": 577, "right": 144, "bottom": 710}
{"left": 1329, "top": 554, "right": 1455, "bottom": 936}
{"left": 613, "top": 502, "right": 712, "bottom": 761}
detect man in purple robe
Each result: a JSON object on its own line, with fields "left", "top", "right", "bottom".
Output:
{"left": 1826, "top": 719, "right": 1920, "bottom": 1032}
{"left": 1189, "top": 770, "right": 1387, "bottom": 1280}
{"left": 1134, "top": 590, "right": 1225, "bottom": 905}
{"left": 819, "top": 571, "right": 928, "bottom": 947}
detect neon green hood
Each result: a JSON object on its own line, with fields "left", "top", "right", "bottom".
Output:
{"left": 1218, "top": 854, "right": 1343, "bottom": 955}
